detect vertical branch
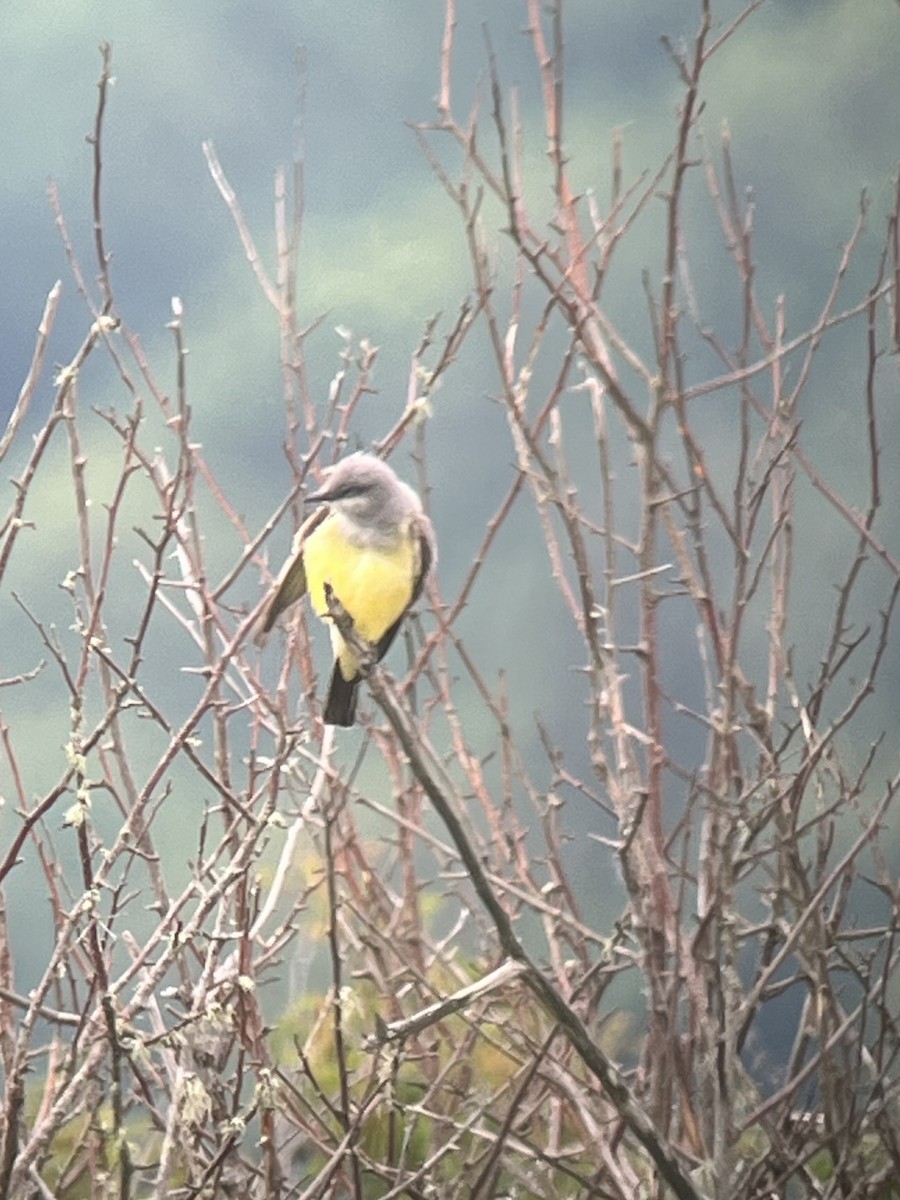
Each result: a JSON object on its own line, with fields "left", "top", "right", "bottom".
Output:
{"left": 437, "top": 0, "right": 456, "bottom": 121}
{"left": 322, "top": 797, "right": 364, "bottom": 1199}
{"left": 91, "top": 43, "right": 115, "bottom": 314}
{"left": 0, "top": 281, "right": 62, "bottom": 467}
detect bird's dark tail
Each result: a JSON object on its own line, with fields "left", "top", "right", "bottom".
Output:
{"left": 324, "top": 663, "right": 358, "bottom": 726}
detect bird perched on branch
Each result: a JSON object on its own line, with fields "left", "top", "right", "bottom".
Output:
{"left": 257, "top": 453, "right": 436, "bottom": 726}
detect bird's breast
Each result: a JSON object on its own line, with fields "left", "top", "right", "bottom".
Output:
{"left": 303, "top": 516, "right": 417, "bottom": 643}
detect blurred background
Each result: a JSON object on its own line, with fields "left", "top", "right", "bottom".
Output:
{"left": 2, "top": 0, "right": 899, "bottom": 1009}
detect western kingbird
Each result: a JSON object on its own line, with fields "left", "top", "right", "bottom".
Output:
{"left": 257, "top": 453, "right": 436, "bottom": 726}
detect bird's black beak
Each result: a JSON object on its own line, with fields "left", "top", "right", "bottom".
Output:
{"left": 305, "top": 480, "right": 334, "bottom": 505}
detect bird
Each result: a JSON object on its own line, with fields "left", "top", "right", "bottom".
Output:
{"left": 257, "top": 452, "right": 436, "bottom": 726}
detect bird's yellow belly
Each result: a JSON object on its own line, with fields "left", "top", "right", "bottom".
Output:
{"left": 303, "top": 519, "right": 416, "bottom": 645}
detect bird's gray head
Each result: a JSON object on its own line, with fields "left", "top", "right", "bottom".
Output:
{"left": 308, "top": 453, "right": 420, "bottom": 535}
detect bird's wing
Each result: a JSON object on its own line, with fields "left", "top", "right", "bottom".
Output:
{"left": 374, "top": 512, "right": 436, "bottom": 661}
{"left": 255, "top": 506, "right": 329, "bottom": 642}
{"left": 410, "top": 509, "right": 436, "bottom": 607}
